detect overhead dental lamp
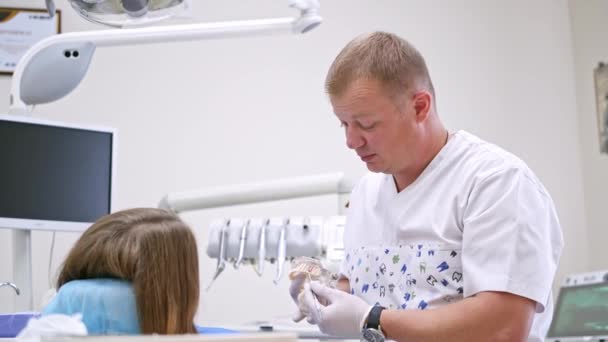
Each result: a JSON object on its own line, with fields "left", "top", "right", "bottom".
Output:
{"left": 9, "top": 0, "right": 321, "bottom": 114}
{"left": 48, "top": 0, "right": 190, "bottom": 28}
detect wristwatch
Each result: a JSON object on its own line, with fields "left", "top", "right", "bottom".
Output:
{"left": 361, "top": 304, "right": 386, "bottom": 342}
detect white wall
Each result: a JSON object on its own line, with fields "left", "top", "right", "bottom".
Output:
{"left": 569, "top": 0, "right": 608, "bottom": 272}
{"left": 0, "top": 0, "right": 589, "bottom": 326}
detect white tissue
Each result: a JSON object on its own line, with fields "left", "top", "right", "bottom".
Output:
{"left": 17, "top": 314, "right": 87, "bottom": 341}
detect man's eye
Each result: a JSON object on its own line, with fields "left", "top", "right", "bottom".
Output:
{"left": 340, "top": 121, "right": 347, "bottom": 128}
{"left": 360, "top": 122, "right": 377, "bottom": 130}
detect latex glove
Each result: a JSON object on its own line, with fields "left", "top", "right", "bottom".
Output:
{"left": 301, "top": 281, "right": 373, "bottom": 338}
{"left": 289, "top": 273, "right": 308, "bottom": 322}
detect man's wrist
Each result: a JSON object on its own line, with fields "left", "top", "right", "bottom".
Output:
{"left": 377, "top": 308, "right": 388, "bottom": 337}
{"left": 361, "top": 305, "right": 387, "bottom": 342}
{"left": 363, "top": 305, "right": 386, "bottom": 331}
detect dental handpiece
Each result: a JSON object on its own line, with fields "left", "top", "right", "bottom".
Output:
{"left": 207, "top": 219, "right": 229, "bottom": 290}
{"left": 274, "top": 218, "right": 289, "bottom": 284}
{"left": 234, "top": 219, "right": 250, "bottom": 269}
{"left": 255, "top": 219, "right": 269, "bottom": 276}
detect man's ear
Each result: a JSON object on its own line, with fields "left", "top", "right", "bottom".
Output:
{"left": 413, "top": 91, "right": 433, "bottom": 123}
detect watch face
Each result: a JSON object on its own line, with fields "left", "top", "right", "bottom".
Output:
{"left": 362, "top": 328, "right": 385, "bottom": 342}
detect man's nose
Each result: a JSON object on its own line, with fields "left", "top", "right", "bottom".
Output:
{"left": 345, "top": 126, "right": 365, "bottom": 149}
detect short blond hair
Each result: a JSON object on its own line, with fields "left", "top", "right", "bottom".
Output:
{"left": 325, "top": 31, "right": 435, "bottom": 100}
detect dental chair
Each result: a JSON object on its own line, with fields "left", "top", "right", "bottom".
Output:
{"left": 0, "top": 282, "right": 30, "bottom": 338}
{"left": 0, "top": 279, "right": 235, "bottom": 337}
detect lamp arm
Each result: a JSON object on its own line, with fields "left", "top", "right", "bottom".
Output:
{"left": 159, "top": 173, "right": 352, "bottom": 214}
{"left": 10, "top": 0, "right": 321, "bottom": 113}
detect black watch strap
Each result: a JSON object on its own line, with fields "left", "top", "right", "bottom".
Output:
{"left": 364, "top": 305, "right": 386, "bottom": 330}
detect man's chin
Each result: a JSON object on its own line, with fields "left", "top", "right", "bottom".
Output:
{"left": 365, "top": 162, "right": 385, "bottom": 173}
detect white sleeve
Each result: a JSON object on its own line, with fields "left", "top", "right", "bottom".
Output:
{"left": 461, "top": 167, "right": 563, "bottom": 312}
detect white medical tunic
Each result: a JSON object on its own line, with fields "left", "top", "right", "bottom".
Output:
{"left": 340, "top": 130, "right": 563, "bottom": 342}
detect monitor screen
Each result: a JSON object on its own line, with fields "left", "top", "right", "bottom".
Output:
{"left": 0, "top": 115, "right": 115, "bottom": 232}
{"left": 547, "top": 281, "right": 608, "bottom": 338}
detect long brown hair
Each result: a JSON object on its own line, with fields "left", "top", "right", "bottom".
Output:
{"left": 56, "top": 208, "right": 199, "bottom": 334}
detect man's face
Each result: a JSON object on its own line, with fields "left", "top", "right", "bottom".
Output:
{"left": 331, "top": 79, "right": 421, "bottom": 174}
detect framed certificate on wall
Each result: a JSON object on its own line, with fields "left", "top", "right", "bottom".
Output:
{"left": 0, "top": 7, "right": 61, "bottom": 75}
{"left": 594, "top": 62, "right": 608, "bottom": 154}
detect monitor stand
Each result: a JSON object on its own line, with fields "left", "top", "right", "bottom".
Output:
{"left": 11, "top": 229, "right": 32, "bottom": 312}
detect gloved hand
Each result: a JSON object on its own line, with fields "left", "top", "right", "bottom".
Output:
{"left": 289, "top": 273, "right": 308, "bottom": 322}
{"left": 300, "top": 281, "right": 373, "bottom": 338}
{"left": 288, "top": 257, "right": 336, "bottom": 322}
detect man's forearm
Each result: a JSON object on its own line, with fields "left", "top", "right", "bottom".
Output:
{"left": 380, "top": 292, "right": 535, "bottom": 342}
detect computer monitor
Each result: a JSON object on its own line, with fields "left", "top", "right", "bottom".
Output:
{"left": 0, "top": 114, "right": 116, "bottom": 232}
{"left": 546, "top": 270, "right": 608, "bottom": 341}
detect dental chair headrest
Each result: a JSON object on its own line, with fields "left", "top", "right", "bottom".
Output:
{"left": 42, "top": 278, "right": 140, "bottom": 335}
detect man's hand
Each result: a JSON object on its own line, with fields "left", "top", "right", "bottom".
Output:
{"left": 289, "top": 274, "right": 308, "bottom": 322}
{"left": 301, "top": 281, "right": 373, "bottom": 338}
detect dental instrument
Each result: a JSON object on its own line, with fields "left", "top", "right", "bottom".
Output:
{"left": 274, "top": 218, "right": 289, "bottom": 285}
{"left": 256, "top": 219, "right": 269, "bottom": 277}
{"left": 234, "top": 219, "right": 250, "bottom": 269}
{"left": 207, "top": 219, "right": 229, "bottom": 291}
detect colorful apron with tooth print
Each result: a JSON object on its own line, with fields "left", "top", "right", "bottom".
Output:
{"left": 343, "top": 243, "right": 464, "bottom": 311}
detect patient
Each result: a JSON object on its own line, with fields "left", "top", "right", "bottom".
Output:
{"left": 43, "top": 208, "right": 200, "bottom": 335}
